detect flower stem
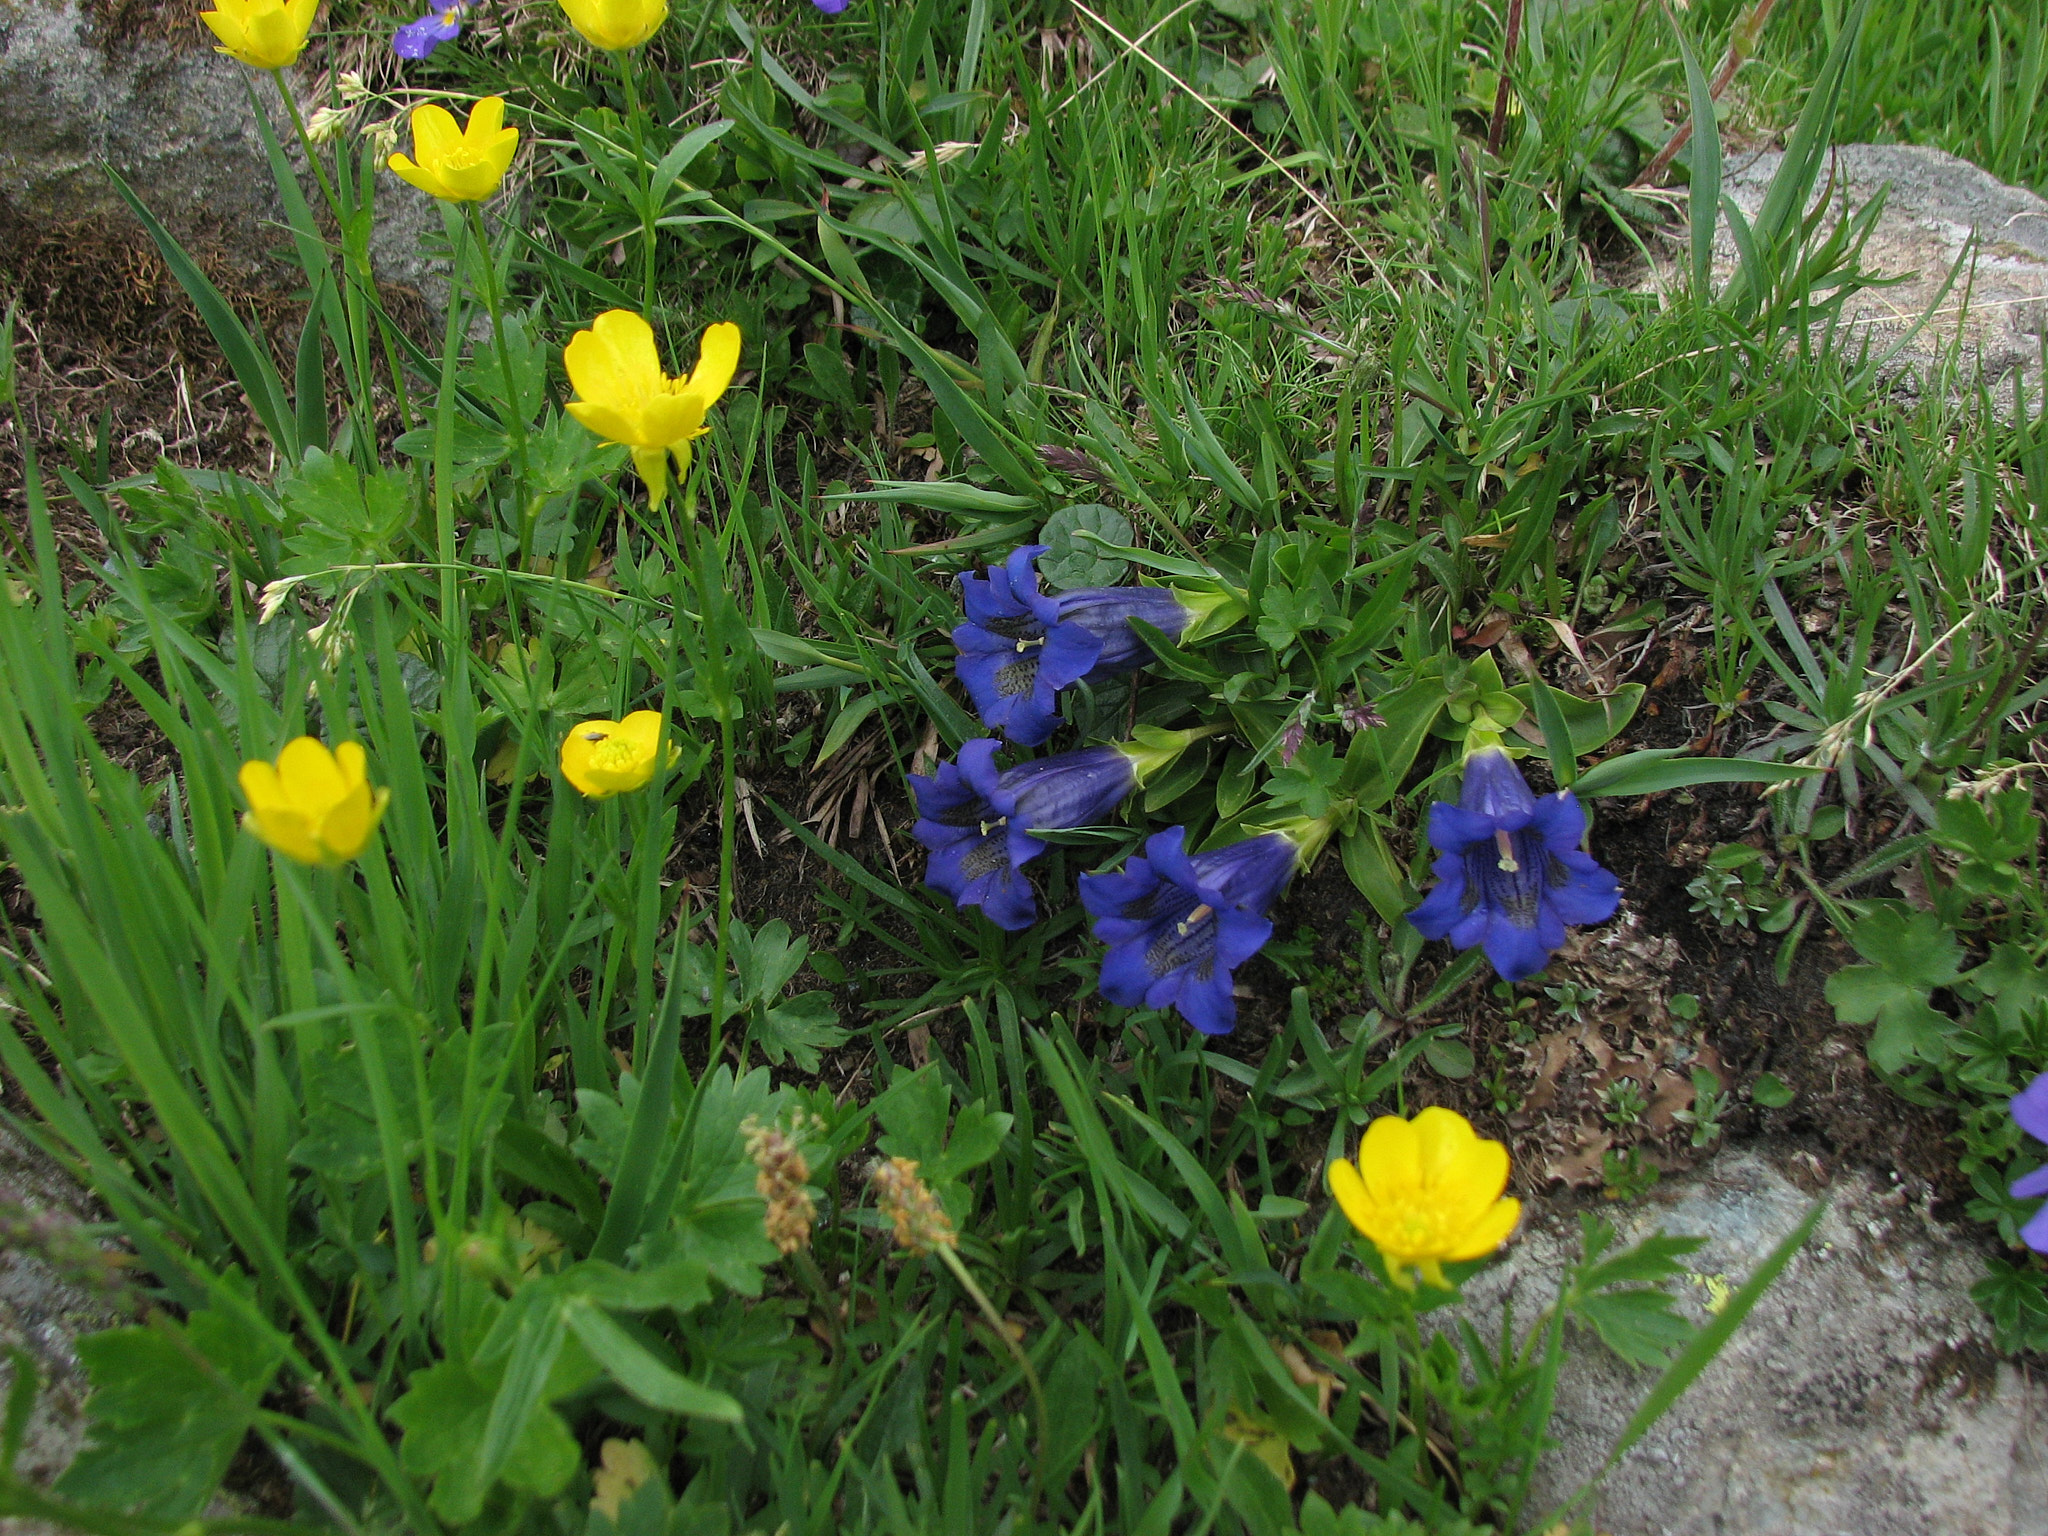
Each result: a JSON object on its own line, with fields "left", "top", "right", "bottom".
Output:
{"left": 463, "top": 203, "right": 536, "bottom": 563}
{"left": 612, "top": 49, "right": 660, "bottom": 315}
{"left": 705, "top": 707, "right": 737, "bottom": 1069}
{"left": 934, "top": 1242, "right": 1049, "bottom": 1505}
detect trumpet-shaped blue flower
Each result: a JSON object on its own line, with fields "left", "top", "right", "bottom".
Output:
{"left": 1408, "top": 747, "right": 1620, "bottom": 983}
{"left": 1080, "top": 826, "right": 1298, "bottom": 1036}
{"left": 911, "top": 739, "right": 1137, "bottom": 929}
{"left": 393, "top": 2, "right": 462, "bottom": 56}
{"left": 952, "top": 546, "right": 1102, "bottom": 746}
{"left": 2008, "top": 1073, "right": 2048, "bottom": 1252}
{"left": 1036, "top": 585, "right": 1196, "bottom": 676}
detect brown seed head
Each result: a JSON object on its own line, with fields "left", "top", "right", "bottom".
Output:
{"left": 868, "top": 1155, "right": 956, "bottom": 1255}
{"left": 1035, "top": 444, "right": 1108, "bottom": 484}
{"left": 743, "top": 1115, "right": 819, "bottom": 1256}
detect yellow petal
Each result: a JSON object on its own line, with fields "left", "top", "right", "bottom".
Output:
{"left": 1411, "top": 1106, "right": 1478, "bottom": 1186}
{"left": 463, "top": 95, "right": 507, "bottom": 142}
{"left": 244, "top": 807, "right": 325, "bottom": 866}
{"left": 561, "top": 719, "right": 623, "bottom": 799}
{"left": 1355, "top": 1114, "right": 1421, "bottom": 1207}
{"left": 680, "top": 321, "right": 742, "bottom": 409}
{"left": 637, "top": 391, "right": 707, "bottom": 449}
{"left": 276, "top": 736, "right": 348, "bottom": 814}
{"left": 1326, "top": 1157, "right": 1376, "bottom": 1240}
{"left": 199, "top": 8, "right": 248, "bottom": 51}
{"left": 564, "top": 311, "right": 663, "bottom": 415}
{"left": 317, "top": 782, "right": 388, "bottom": 864}
{"left": 435, "top": 155, "right": 507, "bottom": 202}
{"left": 282, "top": 0, "right": 319, "bottom": 45}
{"left": 332, "top": 740, "right": 368, "bottom": 791}
{"left": 387, "top": 154, "right": 447, "bottom": 200}
{"left": 1442, "top": 1197, "right": 1521, "bottom": 1262}
{"left": 238, "top": 758, "right": 285, "bottom": 812}
{"left": 410, "top": 102, "right": 462, "bottom": 165}
{"left": 615, "top": 711, "right": 665, "bottom": 760}
{"left": 630, "top": 445, "right": 670, "bottom": 509}
{"left": 564, "top": 398, "right": 642, "bottom": 447}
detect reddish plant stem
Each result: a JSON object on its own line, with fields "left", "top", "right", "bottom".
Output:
{"left": 1641, "top": 0, "right": 1781, "bottom": 186}
{"left": 1486, "top": 0, "right": 1525, "bottom": 156}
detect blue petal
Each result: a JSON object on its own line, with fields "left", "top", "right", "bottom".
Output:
{"left": 954, "top": 646, "right": 1056, "bottom": 743}
{"left": 1530, "top": 789, "right": 1589, "bottom": 848}
{"left": 1051, "top": 587, "right": 1192, "bottom": 675}
{"left": 1212, "top": 904, "right": 1275, "bottom": 971}
{"left": 1037, "top": 618, "right": 1105, "bottom": 693}
{"left": 2022, "top": 1200, "right": 2048, "bottom": 1255}
{"left": 2013, "top": 1072, "right": 2048, "bottom": 1145}
{"left": 1192, "top": 833, "right": 1297, "bottom": 914}
{"left": 1545, "top": 850, "right": 1621, "bottom": 926}
{"left": 969, "top": 868, "right": 1038, "bottom": 930}
{"left": 2011, "top": 1164, "right": 2048, "bottom": 1200}
{"left": 1427, "top": 801, "right": 1498, "bottom": 853}
{"left": 1407, "top": 854, "right": 1471, "bottom": 940}
{"left": 1459, "top": 747, "right": 1538, "bottom": 825}
{"left": 1480, "top": 916, "right": 1556, "bottom": 983}
{"left": 1097, "top": 937, "right": 1159, "bottom": 1007}
{"left": 1172, "top": 967, "right": 1240, "bottom": 1035}
{"left": 1003, "top": 746, "right": 1136, "bottom": 832}
{"left": 1080, "top": 858, "right": 1158, "bottom": 921}
{"left": 1140, "top": 826, "right": 1197, "bottom": 890}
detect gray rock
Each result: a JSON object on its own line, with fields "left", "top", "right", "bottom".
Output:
{"left": 1677, "top": 143, "right": 2048, "bottom": 404}
{"left": 1470, "top": 1149, "right": 2048, "bottom": 1536}
{"left": 0, "top": 1127, "right": 123, "bottom": 1536}
{"left": 0, "top": 0, "right": 445, "bottom": 304}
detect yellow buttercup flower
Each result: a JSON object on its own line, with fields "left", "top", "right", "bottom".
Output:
{"left": 564, "top": 313, "right": 740, "bottom": 509}
{"left": 238, "top": 737, "right": 390, "bottom": 867}
{"left": 557, "top": 0, "right": 666, "bottom": 51}
{"left": 198, "top": 0, "right": 318, "bottom": 68}
{"left": 387, "top": 97, "right": 519, "bottom": 204}
{"left": 1327, "top": 1107, "right": 1521, "bottom": 1291}
{"left": 560, "top": 711, "right": 677, "bottom": 799}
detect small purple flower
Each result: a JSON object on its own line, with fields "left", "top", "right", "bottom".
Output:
{"left": 1080, "top": 826, "right": 1298, "bottom": 1036}
{"left": 2009, "top": 1073, "right": 2048, "bottom": 1252}
{"left": 810, "top": 0, "right": 849, "bottom": 11}
{"left": 1407, "top": 747, "right": 1620, "bottom": 983}
{"left": 952, "top": 546, "right": 1103, "bottom": 747}
{"left": 911, "top": 739, "right": 1138, "bottom": 930}
{"left": 393, "top": 3, "right": 463, "bottom": 57}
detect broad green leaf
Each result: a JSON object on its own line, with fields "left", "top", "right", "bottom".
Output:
{"left": 58, "top": 1310, "right": 284, "bottom": 1519}
{"left": 388, "top": 1356, "right": 579, "bottom": 1524}
{"left": 1842, "top": 905, "right": 1964, "bottom": 990}
{"left": 562, "top": 1299, "right": 742, "bottom": 1421}
{"left": 1039, "top": 503, "right": 1134, "bottom": 589}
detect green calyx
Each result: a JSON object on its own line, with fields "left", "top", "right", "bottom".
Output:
{"left": 1117, "top": 724, "right": 1225, "bottom": 784}
{"left": 1168, "top": 582, "right": 1247, "bottom": 644}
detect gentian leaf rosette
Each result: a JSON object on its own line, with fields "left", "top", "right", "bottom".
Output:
{"left": 952, "top": 546, "right": 1102, "bottom": 746}
{"left": 2008, "top": 1072, "right": 2048, "bottom": 1252}
{"left": 910, "top": 739, "right": 1140, "bottom": 930}
{"left": 1408, "top": 747, "right": 1620, "bottom": 982}
{"left": 1079, "top": 826, "right": 1301, "bottom": 1036}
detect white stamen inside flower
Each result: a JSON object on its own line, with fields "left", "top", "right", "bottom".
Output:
{"left": 1494, "top": 829, "right": 1519, "bottom": 873}
{"left": 1176, "top": 903, "right": 1214, "bottom": 937}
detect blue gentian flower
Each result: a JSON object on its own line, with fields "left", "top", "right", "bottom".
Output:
{"left": 952, "top": 546, "right": 1103, "bottom": 746}
{"left": 1036, "top": 585, "right": 1196, "bottom": 676}
{"left": 1080, "top": 826, "right": 1299, "bottom": 1035}
{"left": 811, "top": 0, "right": 848, "bottom": 11}
{"left": 393, "top": 2, "right": 463, "bottom": 56}
{"left": 2008, "top": 1073, "right": 2048, "bottom": 1252}
{"left": 1407, "top": 747, "right": 1620, "bottom": 983}
{"left": 911, "top": 739, "right": 1138, "bottom": 929}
